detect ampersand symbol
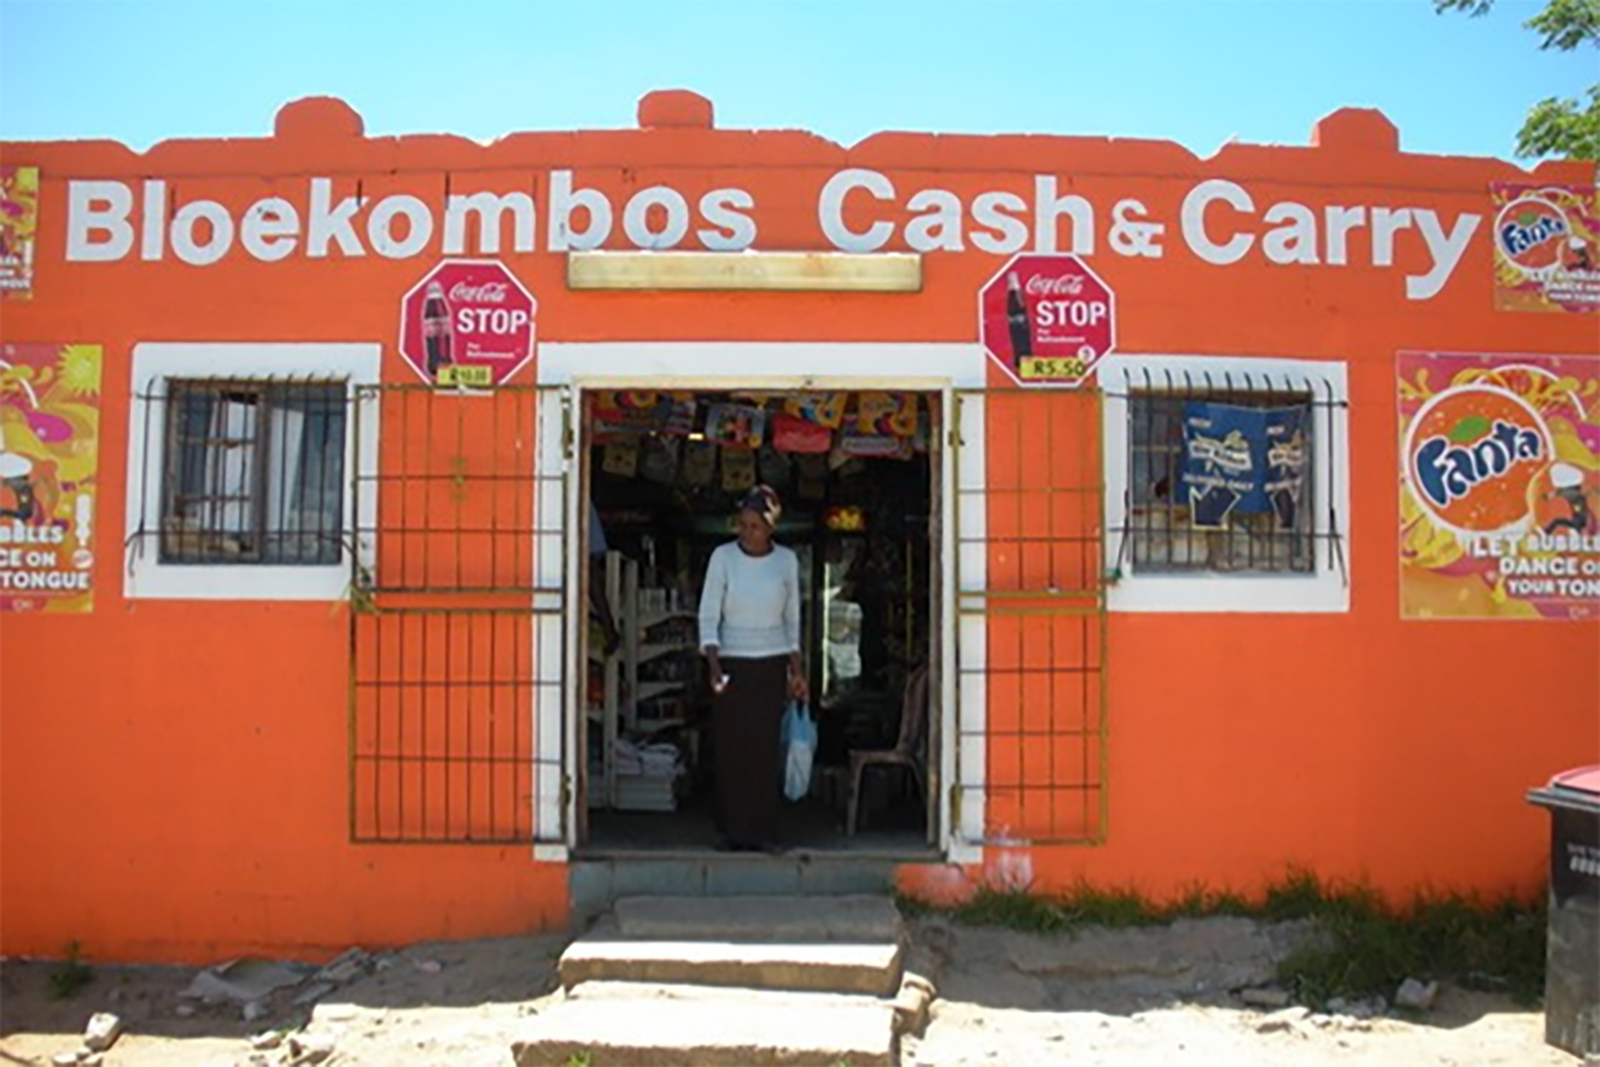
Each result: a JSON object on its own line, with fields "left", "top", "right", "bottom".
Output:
{"left": 1110, "top": 198, "right": 1165, "bottom": 258}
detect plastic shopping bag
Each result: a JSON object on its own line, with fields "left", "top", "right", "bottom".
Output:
{"left": 780, "top": 701, "right": 818, "bottom": 802}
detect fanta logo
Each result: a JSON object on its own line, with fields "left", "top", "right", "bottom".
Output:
{"left": 1500, "top": 213, "right": 1567, "bottom": 257}
{"left": 1404, "top": 384, "right": 1553, "bottom": 534}
{"left": 1414, "top": 420, "right": 1543, "bottom": 510}
{"left": 1494, "top": 197, "right": 1570, "bottom": 273}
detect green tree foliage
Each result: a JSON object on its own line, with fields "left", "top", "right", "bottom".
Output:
{"left": 1436, "top": 0, "right": 1600, "bottom": 160}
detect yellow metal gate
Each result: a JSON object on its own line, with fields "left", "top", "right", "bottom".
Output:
{"left": 348, "top": 383, "right": 571, "bottom": 844}
{"left": 952, "top": 387, "right": 1109, "bottom": 846}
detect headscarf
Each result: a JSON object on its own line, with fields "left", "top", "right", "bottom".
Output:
{"left": 738, "top": 483, "right": 783, "bottom": 530}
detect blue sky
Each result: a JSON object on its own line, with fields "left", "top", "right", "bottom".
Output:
{"left": 0, "top": 1, "right": 1592, "bottom": 161}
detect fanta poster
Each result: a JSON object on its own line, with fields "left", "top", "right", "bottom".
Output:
{"left": 0, "top": 344, "right": 102, "bottom": 613}
{"left": 1399, "top": 351, "right": 1600, "bottom": 621}
{"left": 0, "top": 165, "right": 39, "bottom": 300}
{"left": 1491, "top": 182, "right": 1600, "bottom": 314}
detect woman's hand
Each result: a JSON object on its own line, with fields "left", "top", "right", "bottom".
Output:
{"left": 788, "top": 658, "right": 809, "bottom": 703}
{"left": 787, "top": 654, "right": 807, "bottom": 702}
{"left": 706, "top": 649, "right": 729, "bottom": 695}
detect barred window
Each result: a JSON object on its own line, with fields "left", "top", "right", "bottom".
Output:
{"left": 1126, "top": 389, "right": 1315, "bottom": 575}
{"left": 160, "top": 379, "right": 347, "bottom": 565}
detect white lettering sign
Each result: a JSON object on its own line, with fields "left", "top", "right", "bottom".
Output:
{"left": 59, "top": 170, "right": 1484, "bottom": 300}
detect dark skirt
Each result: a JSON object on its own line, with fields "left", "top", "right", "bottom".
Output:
{"left": 712, "top": 655, "right": 788, "bottom": 848}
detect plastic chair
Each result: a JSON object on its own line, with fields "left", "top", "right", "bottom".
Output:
{"left": 846, "top": 664, "right": 930, "bottom": 836}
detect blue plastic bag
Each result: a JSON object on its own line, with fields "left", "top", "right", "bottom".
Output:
{"left": 780, "top": 701, "right": 817, "bottom": 802}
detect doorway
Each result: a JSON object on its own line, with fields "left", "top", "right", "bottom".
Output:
{"left": 576, "top": 386, "right": 941, "bottom": 856}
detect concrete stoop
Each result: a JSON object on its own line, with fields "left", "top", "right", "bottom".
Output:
{"left": 510, "top": 981, "right": 899, "bottom": 1067}
{"left": 513, "top": 893, "right": 913, "bottom": 1066}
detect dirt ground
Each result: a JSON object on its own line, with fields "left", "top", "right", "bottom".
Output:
{"left": 0, "top": 916, "right": 1584, "bottom": 1067}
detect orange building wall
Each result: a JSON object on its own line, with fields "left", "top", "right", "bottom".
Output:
{"left": 2, "top": 95, "right": 1596, "bottom": 963}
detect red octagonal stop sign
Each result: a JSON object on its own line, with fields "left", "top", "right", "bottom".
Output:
{"left": 980, "top": 253, "right": 1116, "bottom": 388}
{"left": 399, "top": 259, "right": 537, "bottom": 387}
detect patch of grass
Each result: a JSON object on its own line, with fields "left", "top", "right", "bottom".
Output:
{"left": 905, "top": 868, "right": 1548, "bottom": 1006}
{"left": 564, "top": 1052, "right": 592, "bottom": 1067}
{"left": 49, "top": 941, "right": 94, "bottom": 1000}
{"left": 1278, "top": 886, "right": 1546, "bottom": 1007}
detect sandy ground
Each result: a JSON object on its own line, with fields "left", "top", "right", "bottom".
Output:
{"left": 0, "top": 917, "right": 1583, "bottom": 1067}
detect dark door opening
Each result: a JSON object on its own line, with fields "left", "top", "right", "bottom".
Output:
{"left": 578, "top": 387, "right": 938, "bottom": 855}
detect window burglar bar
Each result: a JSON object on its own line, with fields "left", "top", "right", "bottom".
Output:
{"left": 144, "top": 378, "right": 349, "bottom": 566}
{"left": 1110, "top": 367, "right": 1346, "bottom": 580}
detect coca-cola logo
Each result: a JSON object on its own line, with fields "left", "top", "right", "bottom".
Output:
{"left": 449, "top": 280, "right": 510, "bottom": 304}
{"left": 1025, "top": 274, "right": 1086, "bottom": 297}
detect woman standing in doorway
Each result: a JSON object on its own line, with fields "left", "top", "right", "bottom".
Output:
{"left": 699, "top": 484, "right": 809, "bottom": 852}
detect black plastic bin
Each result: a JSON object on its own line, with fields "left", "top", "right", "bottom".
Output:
{"left": 1527, "top": 764, "right": 1600, "bottom": 1058}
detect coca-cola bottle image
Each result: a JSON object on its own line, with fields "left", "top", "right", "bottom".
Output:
{"left": 422, "top": 282, "right": 454, "bottom": 379}
{"left": 1005, "top": 271, "right": 1033, "bottom": 359}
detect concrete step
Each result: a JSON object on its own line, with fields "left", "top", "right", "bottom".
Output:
{"left": 613, "top": 893, "right": 904, "bottom": 943}
{"left": 569, "top": 855, "right": 904, "bottom": 926}
{"left": 559, "top": 917, "right": 904, "bottom": 996}
{"left": 511, "top": 981, "right": 898, "bottom": 1067}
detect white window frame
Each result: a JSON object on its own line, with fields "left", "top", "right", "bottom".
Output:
{"left": 1099, "top": 353, "right": 1350, "bottom": 614}
{"left": 125, "top": 343, "right": 380, "bottom": 601}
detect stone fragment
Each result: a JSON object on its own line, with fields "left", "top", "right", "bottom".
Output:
{"left": 83, "top": 1013, "right": 122, "bottom": 1053}
{"left": 315, "top": 1002, "right": 360, "bottom": 1023}
{"left": 242, "top": 999, "right": 270, "bottom": 1022}
{"left": 1239, "top": 987, "right": 1291, "bottom": 1008}
{"left": 1394, "top": 977, "right": 1439, "bottom": 1011}
{"left": 1255, "top": 1006, "right": 1310, "bottom": 1034}
{"left": 181, "top": 960, "right": 304, "bottom": 1004}
{"left": 50, "top": 1054, "right": 81, "bottom": 1067}
{"left": 287, "top": 1032, "right": 338, "bottom": 1065}
{"left": 316, "top": 947, "right": 370, "bottom": 985}
{"left": 174, "top": 1003, "right": 197, "bottom": 1018}
{"left": 893, "top": 973, "right": 936, "bottom": 1036}
{"left": 250, "top": 1031, "right": 285, "bottom": 1051}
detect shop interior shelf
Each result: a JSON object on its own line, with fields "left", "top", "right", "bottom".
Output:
{"left": 637, "top": 680, "right": 688, "bottom": 702}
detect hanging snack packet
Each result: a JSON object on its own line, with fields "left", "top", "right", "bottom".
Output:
{"left": 680, "top": 439, "right": 717, "bottom": 487}
{"left": 593, "top": 390, "right": 697, "bottom": 435}
{"left": 784, "top": 392, "right": 847, "bottom": 429}
{"left": 721, "top": 446, "right": 757, "bottom": 492}
{"left": 705, "top": 403, "right": 767, "bottom": 449}
{"left": 639, "top": 436, "right": 680, "bottom": 485}
{"left": 602, "top": 437, "right": 640, "bottom": 477}
{"left": 839, "top": 427, "right": 908, "bottom": 458}
{"left": 856, "top": 392, "right": 917, "bottom": 436}
{"left": 772, "top": 412, "right": 833, "bottom": 454}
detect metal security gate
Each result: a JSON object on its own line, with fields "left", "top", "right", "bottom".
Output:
{"left": 952, "top": 386, "right": 1109, "bottom": 847}
{"left": 348, "top": 383, "right": 571, "bottom": 844}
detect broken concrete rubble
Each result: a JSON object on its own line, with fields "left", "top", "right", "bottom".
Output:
{"left": 180, "top": 959, "right": 308, "bottom": 1005}
{"left": 82, "top": 1012, "right": 121, "bottom": 1053}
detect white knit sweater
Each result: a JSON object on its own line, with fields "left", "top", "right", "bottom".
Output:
{"left": 698, "top": 541, "right": 801, "bottom": 658}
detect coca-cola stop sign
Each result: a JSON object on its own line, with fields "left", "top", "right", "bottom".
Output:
{"left": 399, "top": 259, "right": 537, "bottom": 387}
{"left": 980, "top": 253, "right": 1116, "bottom": 388}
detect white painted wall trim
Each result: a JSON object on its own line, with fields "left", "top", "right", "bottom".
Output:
{"left": 535, "top": 342, "right": 988, "bottom": 862}
{"left": 1098, "top": 353, "right": 1351, "bottom": 614}
{"left": 124, "top": 343, "right": 380, "bottom": 601}
{"left": 949, "top": 389, "right": 986, "bottom": 865}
